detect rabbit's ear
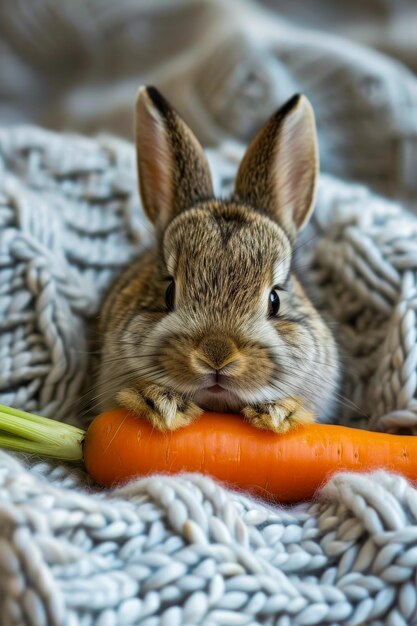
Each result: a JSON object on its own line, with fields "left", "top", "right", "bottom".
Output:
{"left": 235, "top": 94, "right": 318, "bottom": 240}
{"left": 135, "top": 86, "right": 213, "bottom": 231}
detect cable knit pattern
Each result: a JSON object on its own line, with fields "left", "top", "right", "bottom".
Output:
{"left": 0, "top": 128, "right": 149, "bottom": 420}
{"left": 304, "top": 176, "right": 417, "bottom": 431}
{"left": 1, "top": 125, "right": 417, "bottom": 624}
{"left": 2, "top": 456, "right": 417, "bottom": 626}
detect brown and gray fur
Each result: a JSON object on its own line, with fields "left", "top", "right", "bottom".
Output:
{"left": 97, "top": 86, "right": 339, "bottom": 433}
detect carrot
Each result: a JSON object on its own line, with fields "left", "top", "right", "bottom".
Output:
{"left": 2, "top": 403, "right": 417, "bottom": 503}
{"left": 83, "top": 409, "right": 417, "bottom": 502}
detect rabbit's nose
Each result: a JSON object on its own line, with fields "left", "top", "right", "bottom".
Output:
{"left": 191, "top": 335, "right": 240, "bottom": 373}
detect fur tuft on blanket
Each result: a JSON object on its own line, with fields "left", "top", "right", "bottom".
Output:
{"left": 2, "top": 1, "right": 417, "bottom": 624}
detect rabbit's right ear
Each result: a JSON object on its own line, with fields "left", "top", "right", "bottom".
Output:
{"left": 235, "top": 94, "right": 318, "bottom": 241}
{"left": 135, "top": 86, "right": 213, "bottom": 232}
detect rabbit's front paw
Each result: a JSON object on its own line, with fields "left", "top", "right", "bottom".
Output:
{"left": 117, "top": 384, "right": 202, "bottom": 431}
{"left": 242, "top": 397, "right": 314, "bottom": 434}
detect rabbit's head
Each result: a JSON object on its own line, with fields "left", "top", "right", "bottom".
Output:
{"left": 99, "top": 87, "right": 338, "bottom": 423}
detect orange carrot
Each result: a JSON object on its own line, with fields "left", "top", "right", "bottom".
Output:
{"left": 84, "top": 409, "right": 417, "bottom": 502}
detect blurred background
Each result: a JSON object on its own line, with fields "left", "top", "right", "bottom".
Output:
{"left": 1, "top": 0, "right": 417, "bottom": 207}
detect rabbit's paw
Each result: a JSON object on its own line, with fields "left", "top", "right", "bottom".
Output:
{"left": 242, "top": 397, "right": 314, "bottom": 434}
{"left": 117, "top": 384, "right": 202, "bottom": 431}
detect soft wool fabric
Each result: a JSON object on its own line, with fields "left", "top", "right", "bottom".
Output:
{"left": 1, "top": 125, "right": 417, "bottom": 626}
{"left": 3, "top": 457, "right": 417, "bottom": 626}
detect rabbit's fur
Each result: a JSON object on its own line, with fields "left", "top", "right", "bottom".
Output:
{"left": 97, "top": 86, "right": 339, "bottom": 433}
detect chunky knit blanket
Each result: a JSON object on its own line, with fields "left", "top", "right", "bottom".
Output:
{"left": 2, "top": 1, "right": 417, "bottom": 625}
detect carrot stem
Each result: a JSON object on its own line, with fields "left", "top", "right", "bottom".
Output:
{"left": 0, "top": 404, "right": 85, "bottom": 461}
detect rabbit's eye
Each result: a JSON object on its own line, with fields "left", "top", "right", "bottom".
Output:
{"left": 165, "top": 280, "right": 175, "bottom": 312}
{"left": 268, "top": 289, "right": 280, "bottom": 317}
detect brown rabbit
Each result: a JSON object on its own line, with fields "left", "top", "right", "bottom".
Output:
{"left": 97, "top": 86, "right": 339, "bottom": 433}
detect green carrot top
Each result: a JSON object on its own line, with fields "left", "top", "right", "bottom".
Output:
{"left": 0, "top": 404, "right": 85, "bottom": 460}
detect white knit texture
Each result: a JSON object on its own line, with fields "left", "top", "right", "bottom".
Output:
{"left": 1, "top": 125, "right": 417, "bottom": 625}
{"left": 2, "top": 454, "right": 417, "bottom": 626}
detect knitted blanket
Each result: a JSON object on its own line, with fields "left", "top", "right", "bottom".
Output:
{"left": 2, "top": 124, "right": 417, "bottom": 626}
{"left": 2, "top": 1, "right": 417, "bottom": 624}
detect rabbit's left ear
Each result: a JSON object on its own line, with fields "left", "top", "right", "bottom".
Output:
{"left": 235, "top": 94, "right": 318, "bottom": 240}
{"left": 135, "top": 86, "right": 213, "bottom": 232}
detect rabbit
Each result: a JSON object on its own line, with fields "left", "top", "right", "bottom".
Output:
{"left": 96, "top": 85, "right": 340, "bottom": 433}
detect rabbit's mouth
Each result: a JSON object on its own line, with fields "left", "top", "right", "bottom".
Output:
{"left": 201, "top": 372, "right": 231, "bottom": 390}
{"left": 194, "top": 379, "right": 242, "bottom": 412}
{"left": 205, "top": 383, "right": 225, "bottom": 394}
